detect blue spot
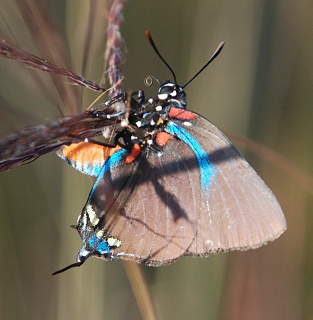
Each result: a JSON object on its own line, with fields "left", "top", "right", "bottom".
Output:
{"left": 88, "top": 234, "right": 110, "bottom": 254}
{"left": 63, "top": 157, "right": 103, "bottom": 177}
{"left": 166, "top": 122, "right": 217, "bottom": 192}
{"left": 88, "top": 234, "right": 98, "bottom": 248}
{"left": 82, "top": 163, "right": 103, "bottom": 177}
{"left": 96, "top": 240, "right": 111, "bottom": 254}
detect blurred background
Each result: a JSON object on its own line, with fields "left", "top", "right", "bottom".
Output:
{"left": 0, "top": 0, "right": 312, "bottom": 319}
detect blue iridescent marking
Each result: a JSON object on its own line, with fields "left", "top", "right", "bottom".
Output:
{"left": 63, "top": 157, "right": 103, "bottom": 177}
{"left": 85, "top": 163, "right": 103, "bottom": 177}
{"left": 88, "top": 234, "right": 110, "bottom": 254}
{"left": 89, "top": 148, "right": 128, "bottom": 198}
{"left": 166, "top": 122, "right": 217, "bottom": 191}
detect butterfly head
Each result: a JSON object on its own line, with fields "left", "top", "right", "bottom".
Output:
{"left": 157, "top": 81, "right": 186, "bottom": 108}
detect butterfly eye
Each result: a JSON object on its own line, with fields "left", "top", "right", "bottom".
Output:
{"left": 159, "top": 85, "right": 174, "bottom": 95}
{"left": 158, "top": 83, "right": 177, "bottom": 100}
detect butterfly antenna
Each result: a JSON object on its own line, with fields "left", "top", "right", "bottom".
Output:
{"left": 145, "top": 31, "right": 178, "bottom": 84}
{"left": 52, "top": 261, "right": 85, "bottom": 275}
{"left": 183, "top": 42, "right": 225, "bottom": 89}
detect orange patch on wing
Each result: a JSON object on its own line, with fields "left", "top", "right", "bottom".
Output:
{"left": 62, "top": 142, "right": 121, "bottom": 165}
{"left": 168, "top": 107, "right": 196, "bottom": 120}
{"left": 155, "top": 132, "right": 174, "bottom": 147}
{"left": 125, "top": 144, "right": 141, "bottom": 164}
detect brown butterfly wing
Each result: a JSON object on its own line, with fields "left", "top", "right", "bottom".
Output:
{"left": 85, "top": 113, "right": 286, "bottom": 265}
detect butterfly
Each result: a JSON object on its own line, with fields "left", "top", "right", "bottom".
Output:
{"left": 0, "top": 34, "right": 286, "bottom": 275}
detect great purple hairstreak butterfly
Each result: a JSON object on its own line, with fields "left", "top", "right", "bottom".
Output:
{"left": 0, "top": 32, "right": 286, "bottom": 275}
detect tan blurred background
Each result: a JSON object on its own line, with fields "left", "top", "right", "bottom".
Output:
{"left": 0, "top": 1, "right": 312, "bottom": 319}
